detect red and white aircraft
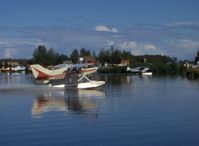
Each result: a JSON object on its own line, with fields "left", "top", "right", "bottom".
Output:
{"left": 30, "top": 64, "right": 97, "bottom": 83}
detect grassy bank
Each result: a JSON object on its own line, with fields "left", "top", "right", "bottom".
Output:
{"left": 97, "top": 66, "right": 127, "bottom": 73}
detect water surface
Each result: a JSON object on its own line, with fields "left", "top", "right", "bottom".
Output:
{"left": 0, "top": 73, "right": 199, "bottom": 146}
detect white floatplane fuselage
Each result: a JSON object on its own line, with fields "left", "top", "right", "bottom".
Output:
{"left": 49, "top": 76, "right": 105, "bottom": 89}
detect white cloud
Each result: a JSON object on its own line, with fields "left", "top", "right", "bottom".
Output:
{"left": 143, "top": 44, "right": 157, "bottom": 50}
{"left": 113, "top": 35, "right": 124, "bottom": 38}
{"left": 0, "top": 40, "right": 10, "bottom": 46}
{"left": 166, "top": 39, "right": 199, "bottom": 59}
{"left": 119, "top": 41, "right": 137, "bottom": 49}
{"left": 117, "top": 41, "right": 163, "bottom": 55}
{"left": 3, "top": 48, "right": 15, "bottom": 58}
{"left": 111, "top": 28, "right": 118, "bottom": 33}
{"left": 1, "top": 25, "right": 198, "bottom": 59}
{"left": 0, "top": 37, "right": 47, "bottom": 47}
{"left": 177, "top": 39, "right": 199, "bottom": 49}
{"left": 168, "top": 39, "right": 199, "bottom": 49}
{"left": 95, "top": 25, "right": 118, "bottom": 33}
{"left": 166, "top": 22, "right": 199, "bottom": 27}
{"left": 105, "top": 40, "right": 115, "bottom": 46}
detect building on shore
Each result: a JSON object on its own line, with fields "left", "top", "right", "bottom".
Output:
{"left": 0, "top": 61, "right": 27, "bottom": 72}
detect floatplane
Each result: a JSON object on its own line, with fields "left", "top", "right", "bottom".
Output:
{"left": 127, "top": 66, "right": 153, "bottom": 75}
{"left": 30, "top": 64, "right": 97, "bottom": 83}
{"left": 30, "top": 64, "right": 105, "bottom": 89}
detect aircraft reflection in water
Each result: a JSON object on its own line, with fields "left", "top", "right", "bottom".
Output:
{"left": 32, "top": 89, "right": 105, "bottom": 118}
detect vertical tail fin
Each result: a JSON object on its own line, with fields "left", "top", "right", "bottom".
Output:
{"left": 30, "top": 64, "right": 52, "bottom": 80}
{"left": 30, "top": 64, "right": 66, "bottom": 80}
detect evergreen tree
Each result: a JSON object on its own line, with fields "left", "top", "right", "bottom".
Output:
{"left": 80, "top": 48, "right": 91, "bottom": 56}
{"left": 47, "top": 48, "right": 59, "bottom": 65}
{"left": 32, "top": 45, "right": 48, "bottom": 65}
{"left": 98, "top": 49, "right": 111, "bottom": 65}
{"left": 121, "top": 50, "right": 133, "bottom": 60}
{"left": 56, "top": 54, "right": 68, "bottom": 64}
{"left": 0, "top": 62, "right": 3, "bottom": 69}
{"left": 32, "top": 45, "right": 64, "bottom": 65}
{"left": 110, "top": 49, "right": 121, "bottom": 64}
{"left": 195, "top": 50, "right": 199, "bottom": 63}
{"left": 70, "top": 49, "right": 79, "bottom": 63}
{"left": 92, "top": 51, "right": 97, "bottom": 58}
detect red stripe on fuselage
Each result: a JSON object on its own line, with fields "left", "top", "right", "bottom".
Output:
{"left": 33, "top": 67, "right": 65, "bottom": 80}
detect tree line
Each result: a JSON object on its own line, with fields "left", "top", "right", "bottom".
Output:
{"left": 31, "top": 45, "right": 199, "bottom": 66}
{"left": 31, "top": 45, "right": 134, "bottom": 65}
{"left": 1, "top": 45, "right": 198, "bottom": 68}
{"left": 32, "top": 45, "right": 95, "bottom": 65}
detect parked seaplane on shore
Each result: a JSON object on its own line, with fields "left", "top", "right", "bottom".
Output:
{"left": 127, "top": 66, "right": 153, "bottom": 75}
{"left": 30, "top": 64, "right": 105, "bottom": 89}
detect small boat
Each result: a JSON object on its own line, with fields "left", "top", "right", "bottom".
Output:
{"left": 127, "top": 66, "right": 152, "bottom": 75}
{"left": 49, "top": 70, "right": 105, "bottom": 89}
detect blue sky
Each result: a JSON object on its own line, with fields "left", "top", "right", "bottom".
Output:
{"left": 0, "top": 0, "right": 199, "bottom": 59}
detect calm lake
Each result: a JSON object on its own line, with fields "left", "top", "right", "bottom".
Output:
{"left": 0, "top": 73, "right": 199, "bottom": 146}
